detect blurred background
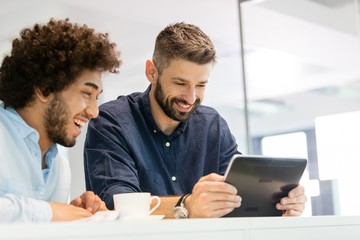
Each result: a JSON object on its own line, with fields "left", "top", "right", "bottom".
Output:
{"left": 1, "top": 0, "right": 359, "bottom": 217}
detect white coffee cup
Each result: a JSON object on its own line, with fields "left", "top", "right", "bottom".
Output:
{"left": 113, "top": 192, "right": 161, "bottom": 218}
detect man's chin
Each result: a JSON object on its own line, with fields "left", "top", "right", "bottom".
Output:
{"left": 170, "top": 113, "right": 192, "bottom": 122}
{"left": 57, "top": 139, "right": 76, "bottom": 148}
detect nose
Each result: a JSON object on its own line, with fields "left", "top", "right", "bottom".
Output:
{"left": 183, "top": 86, "right": 197, "bottom": 105}
{"left": 85, "top": 99, "right": 99, "bottom": 119}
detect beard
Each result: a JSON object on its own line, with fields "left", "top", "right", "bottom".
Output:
{"left": 154, "top": 79, "right": 201, "bottom": 122}
{"left": 44, "top": 93, "right": 76, "bottom": 147}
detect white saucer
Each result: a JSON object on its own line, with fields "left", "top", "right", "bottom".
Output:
{"left": 120, "top": 215, "right": 165, "bottom": 221}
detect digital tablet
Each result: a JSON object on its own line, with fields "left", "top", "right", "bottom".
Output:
{"left": 223, "top": 154, "right": 307, "bottom": 217}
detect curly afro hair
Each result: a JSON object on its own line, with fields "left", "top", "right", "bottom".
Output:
{"left": 0, "top": 18, "right": 121, "bottom": 109}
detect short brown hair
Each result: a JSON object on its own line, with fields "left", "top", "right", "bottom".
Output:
{"left": 0, "top": 18, "right": 121, "bottom": 109}
{"left": 153, "top": 22, "right": 216, "bottom": 75}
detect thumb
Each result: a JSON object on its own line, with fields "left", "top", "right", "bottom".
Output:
{"left": 70, "top": 197, "right": 82, "bottom": 207}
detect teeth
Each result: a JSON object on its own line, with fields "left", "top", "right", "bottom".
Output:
{"left": 177, "top": 102, "right": 191, "bottom": 109}
{"left": 74, "top": 119, "right": 86, "bottom": 128}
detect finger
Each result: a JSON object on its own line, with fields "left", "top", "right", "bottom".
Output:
{"left": 213, "top": 196, "right": 242, "bottom": 209}
{"left": 81, "top": 191, "right": 96, "bottom": 212}
{"left": 90, "top": 195, "right": 103, "bottom": 213}
{"left": 276, "top": 202, "right": 305, "bottom": 213}
{"left": 193, "top": 196, "right": 241, "bottom": 218}
{"left": 282, "top": 209, "right": 302, "bottom": 217}
{"left": 281, "top": 194, "right": 307, "bottom": 205}
{"left": 288, "top": 185, "right": 305, "bottom": 198}
{"left": 50, "top": 202, "right": 93, "bottom": 221}
{"left": 194, "top": 181, "right": 238, "bottom": 195}
{"left": 70, "top": 197, "right": 82, "bottom": 207}
{"left": 198, "top": 173, "right": 224, "bottom": 182}
{"left": 99, "top": 200, "right": 108, "bottom": 211}
{"left": 198, "top": 192, "right": 241, "bottom": 205}
{"left": 191, "top": 193, "right": 241, "bottom": 213}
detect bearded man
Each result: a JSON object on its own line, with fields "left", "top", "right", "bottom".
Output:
{"left": 84, "top": 22, "right": 306, "bottom": 219}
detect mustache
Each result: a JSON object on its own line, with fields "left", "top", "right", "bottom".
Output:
{"left": 77, "top": 113, "right": 92, "bottom": 120}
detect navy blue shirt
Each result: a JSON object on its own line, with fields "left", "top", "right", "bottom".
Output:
{"left": 84, "top": 86, "right": 240, "bottom": 209}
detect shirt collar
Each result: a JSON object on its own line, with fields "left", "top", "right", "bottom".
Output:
{"left": 3, "top": 105, "right": 37, "bottom": 140}
{"left": 1, "top": 104, "right": 59, "bottom": 165}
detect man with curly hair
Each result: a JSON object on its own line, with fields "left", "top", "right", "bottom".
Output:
{"left": 0, "top": 18, "right": 121, "bottom": 222}
{"left": 84, "top": 22, "right": 306, "bottom": 219}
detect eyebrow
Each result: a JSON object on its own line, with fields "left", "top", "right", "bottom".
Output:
{"left": 84, "top": 82, "right": 103, "bottom": 93}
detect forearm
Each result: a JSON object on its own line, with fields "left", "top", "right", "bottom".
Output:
{"left": 0, "top": 194, "right": 52, "bottom": 222}
{"left": 151, "top": 196, "right": 181, "bottom": 219}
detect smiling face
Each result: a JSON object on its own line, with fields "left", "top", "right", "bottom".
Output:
{"left": 151, "top": 59, "right": 212, "bottom": 122}
{"left": 44, "top": 70, "right": 103, "bottom": 147}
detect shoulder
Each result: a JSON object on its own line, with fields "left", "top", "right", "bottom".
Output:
{"left": 192, "top": 105, "right": 222, "bottom": 120}
{"left": 98, "top": 92, "right": 143, "bottom": 117}
{"left": 189, "top": 105, "right": 231, "bottom": 131}
{"left": 0, "top": 107, "right": 20, "bottom": 137}
{"left": 88, "top": 91, "right": 147, "bottom": 131}
{"left": 100, "top": 92, "right": 142, "bottom": 110}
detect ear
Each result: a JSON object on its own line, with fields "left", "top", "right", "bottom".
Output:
{"left": 145, "top": 60, "right": 158, "bottom": 84}
{"left": 34, "top": 87, "right": 51, "bottom": 103}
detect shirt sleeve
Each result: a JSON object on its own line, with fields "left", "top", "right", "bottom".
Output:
{"left": 219, "top": 116, "right": 242, "bottom": 175}
{"left": 0, "top": 193, "right": 52, "bottom": 222}
{"left": 84, "top": 109, "right": 140, "bottom": 210}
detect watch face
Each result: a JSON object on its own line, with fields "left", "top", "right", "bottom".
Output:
{"left": 174, "top": 206, "right": 188, "bottom": 219}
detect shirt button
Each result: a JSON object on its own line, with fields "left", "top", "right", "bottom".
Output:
{"left": 165, "top": 142, "right": 171, "bottom": 147}
{"left": 153, "top": 130, "right": 157, "bottom": 133}
{"left": 171, "top": 176, "right": 177, "bottom": 181}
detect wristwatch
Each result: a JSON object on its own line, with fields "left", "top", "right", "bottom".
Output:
{"left": 173, "top": 194, "right": 190, "bottom": 219}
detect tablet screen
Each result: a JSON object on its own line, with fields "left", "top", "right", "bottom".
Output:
{"left": 223, "top": 154, "right": 307, "bottom": 217}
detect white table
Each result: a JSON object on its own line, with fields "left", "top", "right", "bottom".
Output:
{"left": 1, "top": 215, "right": 360, "bottom": 240}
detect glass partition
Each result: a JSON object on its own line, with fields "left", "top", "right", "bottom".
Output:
{"left": 240, "top": 0, "right": 360, "bottom": 216}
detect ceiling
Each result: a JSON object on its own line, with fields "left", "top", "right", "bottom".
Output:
{"left": 1, "top": 0, "right": 360, "bottom": 138}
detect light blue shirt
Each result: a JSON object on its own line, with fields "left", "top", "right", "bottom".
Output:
{"left": 0, "top": 103, "right": 71, "bottom": 222}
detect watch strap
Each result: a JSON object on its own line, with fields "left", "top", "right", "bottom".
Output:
{"left": 175, "top": 194, "right": 189, "bottom": 207}
{"left": 174, "top": 194, "right": 190, "bottom": 219}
